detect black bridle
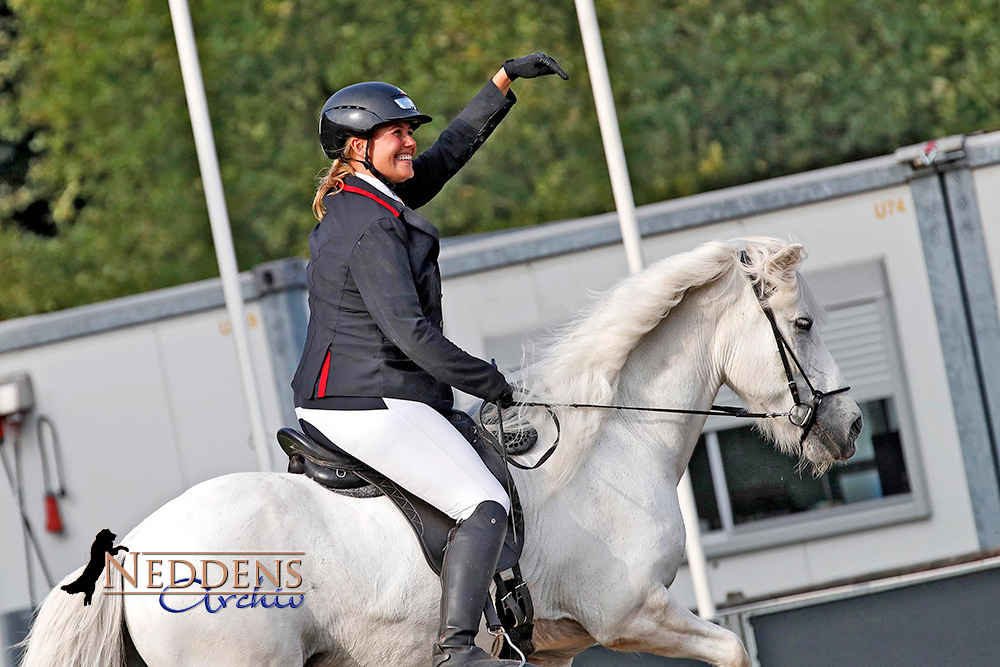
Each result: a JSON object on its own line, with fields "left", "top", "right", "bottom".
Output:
{"left": 489, "top": 251, "right": 851, "bottom": 466}
{"left": 740, "top": 250, "right": 851, "bottom": 443}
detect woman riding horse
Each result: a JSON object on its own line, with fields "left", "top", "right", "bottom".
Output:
{"left": 291, "top": 54, "right": 568, "bottom": 667}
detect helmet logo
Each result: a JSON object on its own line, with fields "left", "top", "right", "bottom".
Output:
{"left": 393, "top": 96, "right": 417, "bottom": 111}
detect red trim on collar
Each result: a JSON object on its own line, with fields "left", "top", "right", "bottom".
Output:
{"left": 341, "top": 185, "right": 401, "bottom": 215}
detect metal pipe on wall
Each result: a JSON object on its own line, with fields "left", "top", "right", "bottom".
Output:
{"left": 572, "top": 0, "right": 716, "bottom": 619}
{"left": 167, "top": 0, "right": 271, "bottom": 472}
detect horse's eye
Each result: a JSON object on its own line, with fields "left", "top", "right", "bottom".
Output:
{"left": 794, "top": 317, "right": 813, "bottom": 332}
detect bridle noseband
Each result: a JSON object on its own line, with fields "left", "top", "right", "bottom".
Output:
{"left": 739, "top": 250, "right": 851, "bottom": 443}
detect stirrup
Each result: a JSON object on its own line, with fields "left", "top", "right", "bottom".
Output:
{"left": 487, "top": 627, "right": 526, "bottom": 667}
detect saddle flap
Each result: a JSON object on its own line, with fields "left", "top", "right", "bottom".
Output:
{"left": 277, "top": 411, "right": 525, "bottom": 575}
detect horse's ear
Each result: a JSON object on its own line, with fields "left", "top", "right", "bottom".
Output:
{"left": 769, "top": 244, "right": 803, "bottom": 277}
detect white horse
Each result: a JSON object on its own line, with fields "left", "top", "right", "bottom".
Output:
{"left": 22, "top": 239, "right": 862, "bottom": 667}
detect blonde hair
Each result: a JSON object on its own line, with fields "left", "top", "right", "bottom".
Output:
{"left": 312, "top": 143, "right": 361, "bottom": 220}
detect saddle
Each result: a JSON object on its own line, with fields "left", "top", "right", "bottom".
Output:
{"left": 277, "top": 409, "right": 535, "bottom": 657}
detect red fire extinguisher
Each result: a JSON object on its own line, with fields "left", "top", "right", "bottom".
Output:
{"left": 38, "top": 416, "right": 66, "bottom": 534}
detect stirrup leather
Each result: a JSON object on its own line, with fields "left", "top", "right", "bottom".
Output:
{"left": 485, "top": 564, "right": 535, "bottom": 660}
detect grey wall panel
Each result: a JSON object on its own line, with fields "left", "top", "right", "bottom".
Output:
{"left": 943, "top": 169, "right": 1000, "bottom": 481}
{"left": 153, "top": 312, "right": 261, "bottom": 484}
{"left": 0, "top": 304, "right": 286, "bottom": 615}
{"left": 749, "top": 567, "right": 1000, "bottom": 667}
{"left": 966, "top": 134, "right": 1000, "bottom": 169}
{"left": 910, "top": 174, "right": 1000, "bottom": 547}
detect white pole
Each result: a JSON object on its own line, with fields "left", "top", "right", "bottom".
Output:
{"left": 677, "top": 473, "right": 716, "bottom": 618}
{"left": 167, "top": 0, "right": 272, "bottom": 472}
{"left": 573, "top": 0, "right": 716, "bottom": 619}
{"left": 572, "top": 0, "right": 644, "bottom": 274}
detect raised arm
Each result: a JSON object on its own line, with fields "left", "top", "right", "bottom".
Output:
{"left": 395, "top": 53, "right": 568, "bottom": 209}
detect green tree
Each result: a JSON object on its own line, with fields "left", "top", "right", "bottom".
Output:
{"left": 600, "top": 0, "right": 1000, "bottom": 198}
{"left": 2, "top": 0, "right": 999, "bottom": 320}
{"left": 0, "top": 0, "right": 605, "bottom": 319}
{"left": 0, "top": 1, "right": 49, "bottom": 236}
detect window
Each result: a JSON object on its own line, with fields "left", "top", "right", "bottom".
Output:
{"left": 689, "top": 262, "right": 926, "bottom": 554}
{"left": 690, "top": 398, "right": 910, "bottom": 533}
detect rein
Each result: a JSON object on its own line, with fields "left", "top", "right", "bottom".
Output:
{"left": 491, "top": 400, "right": 790, "bottom": 472}
{"left": 519, "top": 401, "right": 788, "bottom": 419}
{"left": 487, "top": 250, "right": 850, "bottom": 469}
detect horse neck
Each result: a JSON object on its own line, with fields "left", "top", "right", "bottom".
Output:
{"left": 623, "top": 280, "right": 729, "bottom": 479}
{"left": 518, "top": 280, "right": 729, "bottom": 511}
{"left": 570, "top": 279, "right": 729, "bottom": 491}
{"left": 514, "top": 278, "right": 732, "bottom": 579}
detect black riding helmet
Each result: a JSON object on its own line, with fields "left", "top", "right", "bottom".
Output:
{"left": 319, "top": 82, "right": 433, "bottom": 159}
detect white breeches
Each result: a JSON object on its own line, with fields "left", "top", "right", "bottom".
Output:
{"left": 295, "top": 398, "right": 510, "bottom": 521}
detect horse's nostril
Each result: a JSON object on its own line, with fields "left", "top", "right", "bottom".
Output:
{"left": 841, "top": 441, "right": 856, "bottom": 459}
{"left": 849, "top": 416, "right": 863, "bottom": 442}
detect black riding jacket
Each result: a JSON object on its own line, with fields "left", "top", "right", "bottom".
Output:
{"left": 291, "top": 81, "right": 515, "bottom": 411}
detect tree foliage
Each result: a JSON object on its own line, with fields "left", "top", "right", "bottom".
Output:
{"left": 1, "top": 0, "right": 998, "bottom": 319}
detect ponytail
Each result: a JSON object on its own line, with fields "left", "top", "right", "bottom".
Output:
{"left": 312, "top": 157, "right": 356, "bottom": 220}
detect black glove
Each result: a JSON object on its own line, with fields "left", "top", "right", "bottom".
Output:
{"left": 495, "top": 382, "right": 518, "bottom": 409}
{"left": 503, "top": 52, "right": 569, "bottom": 81}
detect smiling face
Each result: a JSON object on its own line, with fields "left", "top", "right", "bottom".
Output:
{"left": 348, "top": 121, "right": 416, "bottom": 183}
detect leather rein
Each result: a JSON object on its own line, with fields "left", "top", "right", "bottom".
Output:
{"left": 489, "top": 251, "right": 850, "bottom": 470}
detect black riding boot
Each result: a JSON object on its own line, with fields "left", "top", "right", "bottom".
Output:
{"left": 432, "top": 501, "right": 533, "bottom": 667}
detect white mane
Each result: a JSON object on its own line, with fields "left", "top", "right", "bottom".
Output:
{"left": 518, "top": 238, "right": 803, "bottom": 491}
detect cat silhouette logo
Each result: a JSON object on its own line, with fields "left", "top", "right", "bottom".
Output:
{"left": 61, "top": 528, "right": 129, "bottom": 606}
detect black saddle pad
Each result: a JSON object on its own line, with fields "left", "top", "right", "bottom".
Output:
{"left": 278, "top": 410, "right": 524, "bottom": 576}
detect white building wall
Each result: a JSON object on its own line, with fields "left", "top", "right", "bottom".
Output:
{"left": 0, "top": 302, "right": 283, "bottom": 615}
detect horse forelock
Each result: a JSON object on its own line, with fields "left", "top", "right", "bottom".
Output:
{"left": 735, "top": 237, "right": 806, "bottom": 309}
{"left": 517, "top": 237, "right": 805, "bottom": 492}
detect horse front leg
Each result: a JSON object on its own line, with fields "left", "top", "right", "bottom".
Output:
{"left": 595, "top": 587, "right": 750, "bottom": 667}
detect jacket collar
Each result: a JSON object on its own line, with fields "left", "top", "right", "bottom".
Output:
{"left": 354, "top": 172, "right": 402, "bottom": 204}
{"left": 343, "top": 174, "right": 403, "bottom": 214}
{"left": 344, "top": 174, "right": 439, "bottom": 241}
